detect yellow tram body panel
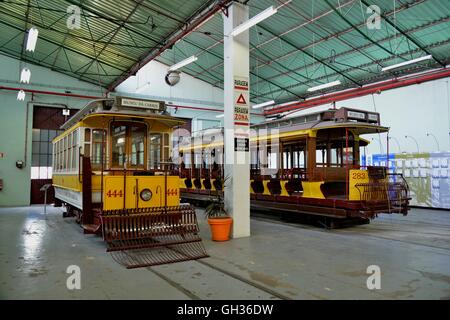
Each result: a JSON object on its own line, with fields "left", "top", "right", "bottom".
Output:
{"left": 348, "top": 169, "right": 370, "bottom": 201}
{"left": 301, "top": 181, "right": 326, "bottom": 199}
{"left": 53, "top": 175, "right": 103, "bottom": 192}
{"left": 102, "top": 175, "right": 180, "bottom": 210}
{"left": 53, "top": 173, "right": 180, "bottom": 210}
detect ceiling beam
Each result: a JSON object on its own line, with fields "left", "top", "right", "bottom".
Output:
{"left": 107, "top": 0, "right": 235, "bottom": 91}
{"left": 192, "top": 0, "right": 425, "bottom": 78}
{"left": 252, "top": 15, "right": 450, "bottom": 88}
{"left": 0, "top": 11, "right": 130, "bottom": 72}
{"left": 78, "top": 0, "right": 145, "bottom": 79}
{"left": 63, "top": 0, "right": 165, "bottom": 47}
{"left": 19, "top": 0, "right": 31, "bottom": 61}
{"left": 255, "top": 24, "right": 362, "bottom": 86}
{"left": 323, "top": 0, "right": 406, "bottom": 61}
{"left": 179, "top": 36, "right": 304, "bottom": 100}
{"left": 252, "top": 37, "right": 450, "bottom": 100}
{"left": 359, "top": 0, "right": 446, "bottom": 67}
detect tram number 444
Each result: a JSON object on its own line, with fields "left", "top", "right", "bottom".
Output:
{"left": 166, "top": 189, "right": 178, "bottom": 196}
{"left": 106, "top": 189, "right": 178, "bottom": 197}
{"left": 106, "top": 190, "right": 123, "bottom": 198}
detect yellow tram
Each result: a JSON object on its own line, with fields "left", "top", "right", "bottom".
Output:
{"left": 52, "top": 97, "right": 208, "bottom": 268}
{"left": 178, "top": 107, "right": 410, "bottom": 226}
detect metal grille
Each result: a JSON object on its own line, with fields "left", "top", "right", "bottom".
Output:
{"left": 101, "top": 204, "right": 208, "bottom": 268}
{"left": 355, "top": 174, "right": 409, "bottom": 213}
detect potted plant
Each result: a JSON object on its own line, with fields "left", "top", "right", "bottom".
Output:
{"left": 205, "top": 177, "right": 232, "bottom": 241}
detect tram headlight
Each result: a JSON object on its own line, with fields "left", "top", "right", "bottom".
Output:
{"left": 140, "top": 189, "right": 152, "bottom": 201}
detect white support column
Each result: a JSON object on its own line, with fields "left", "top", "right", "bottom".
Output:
{"left": 223, "top": 3, "right": 250, "bottom": 238}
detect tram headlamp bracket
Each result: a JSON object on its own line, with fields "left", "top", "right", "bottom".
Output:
{"left": 140, "top": 189, "right": 152, "bottom": 201}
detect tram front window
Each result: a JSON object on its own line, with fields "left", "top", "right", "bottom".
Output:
{"left": 112, "top": 125, "right": 127, "bottom": 167}
{"left": 111, "top": 122, "right": 147, "bottom": 169}
{"left": 149, "top": 133, "right": 161, "bottom": 169}
{"left": 130, "top": 125, "right": 145, "bottom": 168}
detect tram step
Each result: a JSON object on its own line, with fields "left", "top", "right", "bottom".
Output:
{"left": 82, "top": 223, "right": 101, "bottom": 234}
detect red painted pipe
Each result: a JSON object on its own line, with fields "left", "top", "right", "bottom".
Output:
{"left": 169, "top": 104, "right": 263, "bottom": 116}
{"left": 169, "top": 104, "right": 223, "bottom": 112}
{"left": 264, "top": 68, "right": 450, "bottom": 115}
{"left": 0, "top": 85, "right": 104, "bottom": 99}
{"left": 0, "top": 85, "right": 263, "bottom": 116}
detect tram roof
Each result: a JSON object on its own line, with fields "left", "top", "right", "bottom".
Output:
{"left": 61, "top": 97, "right": 186, "bottom": 130}
{"left": 252, "top": 107, "right": 388, "bottom": 135}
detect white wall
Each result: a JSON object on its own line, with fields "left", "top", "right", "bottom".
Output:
{"left": 115, "top": 60, "right": 264, "bottom": 131}
{"left": 287, "top": 77, "right": 450, "bottom": 155}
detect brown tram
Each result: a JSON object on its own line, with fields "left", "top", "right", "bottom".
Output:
{"left": 176, "top": 107, "right": 410, "bottom": 227}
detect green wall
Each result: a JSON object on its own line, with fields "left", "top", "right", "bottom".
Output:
{"left": 0, "top": 54, "right": 104, "bottom": 206}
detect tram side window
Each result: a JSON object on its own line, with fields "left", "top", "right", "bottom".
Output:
{"left": 92, "top": 130, "right": 106, "bottom": 170}
{"left": 52, "top": 141, "right": 56, "bottom": 173}
{"left": 183, "top": 151, "right": 191, "bottom": 168}
{"left": 283, "top": 149, "right": 291, "bottom": 169}
{"left": 59, "top": 139, "right": 63, "bottom": 170}
{"left": 68, "top": 133, "right": 73, "bottom": 170}
{"left": 57, "top": 140, "right": 61, "bottom": 170}
{"left": 72, "top": 129, "right": 78, "bottom": 170}
{"left": 194, "top": 149, "right": 203, "bottom": 169}
{"left": 60, "top": 138, "right": 63, "bottom": 171}
{"left": 316, "top": 149, "right": 325, "bottom": 167}
{"left": 63, "top": 136, "right": 67, "bottom": 170}
{"left": 84, "top": 128, "right": 91, "bottom": 158}
{"left": 327, "top": 147, "right": 353, "bottom": 167}
{"left": 292, "top": 149, "right": 305, "bottom": 169}
{"left": 250, "top": 147, "right": 258, "bottom": 169}
{"left": 343, "top": 147, "right": 354, "bottom": 165}
{"left": 268, "top": 146, "right": 279, "bottom": 170}
{"left": 53, "top": 140, "right": 58, "bottom": 172}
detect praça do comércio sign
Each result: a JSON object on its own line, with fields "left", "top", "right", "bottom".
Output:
{"left": 233, "top": 76, "right": 249, "bottom": 152}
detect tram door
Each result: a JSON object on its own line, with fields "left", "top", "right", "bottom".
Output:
{"left": 110, "top": 122, "right": 146, "bottom": 170}
{"left": 30, "top": 106, "right": 68, "bottom": 204}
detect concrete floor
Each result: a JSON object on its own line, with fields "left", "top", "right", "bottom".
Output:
{"left": 0, "top": 205, "right": 449, "bottom": 300}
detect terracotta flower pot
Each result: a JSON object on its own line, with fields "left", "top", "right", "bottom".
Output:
{"left": 207, "top": 217, "right": 232, "bottom": 241}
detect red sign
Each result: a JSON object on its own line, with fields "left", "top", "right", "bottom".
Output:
{"left": 236, "top": 93, "right": 247, "bottom": 105}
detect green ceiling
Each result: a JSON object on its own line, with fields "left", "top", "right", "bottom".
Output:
{"left": 1, "top": 0, "right": 449, "bottom": 104}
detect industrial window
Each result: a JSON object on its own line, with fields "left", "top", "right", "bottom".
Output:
{"left": 31, "top": 129, "right": 63, "bottom": 179}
